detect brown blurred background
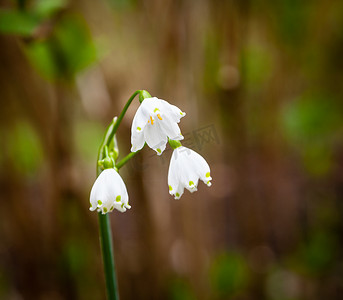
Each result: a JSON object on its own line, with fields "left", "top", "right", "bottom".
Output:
{"left": 1, "top": 0, "right": 343, "bottom": 299}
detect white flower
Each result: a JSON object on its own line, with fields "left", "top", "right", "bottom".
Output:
{"left": 131, "top": 97, "right": 186, "bottom": 155}
{"left": 89, "top": 169, "right": 130, "bottom": 213}
{"left": 168, "top": 146, "right": 212, "bottom": 199}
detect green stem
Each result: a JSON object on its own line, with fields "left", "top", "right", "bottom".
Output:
{"left": 105, "top": 90, "right": 141, "bottom": 148}
{"left": 95, "top": 90, "right": 151, "bottom": 299}
{"left": 116, "top": 150, "right": 140, "bottom": 170}
{"left": 97, "top": 212, "right": 119, "bottom": 300}
{"left": 96, "top": 137, "right": 119, "bottom": 299}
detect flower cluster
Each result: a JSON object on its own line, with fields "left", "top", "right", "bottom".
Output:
{"left": 90, "top": 94, "right": 212, "bottom": 213}
{"left": 131, "top": 96, "right": 212, "bottom": 200}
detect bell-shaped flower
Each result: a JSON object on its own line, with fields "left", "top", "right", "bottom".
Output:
{"left": 90, "top": 168, "right": 130, "bottom": 213}
{"left": 168, "top": 146, "right": 212, "bottom": 199}
{"left": 131, "top": 97, "right": 186, "bottom": 155}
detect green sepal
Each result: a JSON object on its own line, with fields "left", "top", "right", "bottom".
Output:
{"left": 168, "top": 139, "right": 182, "bottom": 149}
{"left": 98, "top": 156, "right": 115, "bottom": 169}
{"left": 139, "top": 90, "right": 152, "bottom": 103}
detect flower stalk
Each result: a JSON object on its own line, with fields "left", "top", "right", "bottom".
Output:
{"left": 96, "top": 126, "right": 119, "bottom": 300}
{"left": 91, "top": 90, "right": 212, "bottom": 299}
{"left": 95, "top": 90, "right": 150, "bottom": 300}
{"left": 97, "top": 212, "right": 119, "bottom": 300}
{"left": 116, "top": 151, "right": 140, "bottom": 170}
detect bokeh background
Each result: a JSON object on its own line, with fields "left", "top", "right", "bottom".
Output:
{"left": 1, "top": 0, "right": 343, "bottom": 299}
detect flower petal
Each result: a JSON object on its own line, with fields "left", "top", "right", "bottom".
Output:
{"left": 131, "top": 130, "right": 145, "bottom": 152}
{"left": 89, "top": 169, "right": 130, "bottom": 213}
{"left": 168, "top": 152, "right": 185, "bottom": 199}
{"left": 187, "top": 149, "right": 211, "bottom": 185}
{"left": 167, "top": 147, "right": 212, "bottom": 199}
{"left": 159, "top": 114, "right": 184, "bottom": 141}
{"left": 132, "top": 105, "right": 148, "bottom": 133}
{"left": 144, "top": 122, "right": 167, "bottom": 155}
{"left": 159, "top": 99, "right": 186, "bottom": 123}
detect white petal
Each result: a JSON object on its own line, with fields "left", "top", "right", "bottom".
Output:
{"left": 177, "top": 151, "right": 199, "bottom": 192}
{"left": 143, "top": 97, "right": 163, "bottom": 112}
{"left": 90, "top": 184, "right": 99, "bottom": 211}
{"left": 187, "top": 149, "right": 211, "bottom": 185}
{"left": 168, "top": 176, "right": 184, "bottom": 200}
{"left": 118, "top": 175, "right": 130, "bottom": 209}
{"left": 159, "top": 99, "right": 186, "bottom": 123}
{"left": 131, "top": 97, "right": 159, "bottom": 132}
{"left": 168, "top": 150, "right": 185, "bottom": 199}
{"left": 132, "top": 106, "right": 148, "bottom": 133}
{"left": 131, "top": 130, "right": 145, "bottom": 152}
{"left": 168, "top": 150, "right": 179, "bottom": 190}
{"left": 89, "top": 170, "right": 107, "bottom": 211}
{"left": 159, "top": 114, "right": 184, "bottom": 141}
{"left": 144, "top": 123, "right": 167, "bottom": 155}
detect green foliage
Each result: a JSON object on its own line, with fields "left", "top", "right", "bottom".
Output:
{"left": 75, "top": 121, "right": 104, "bottom": 161}
{"left": 61, "top": 239, "right": 89, "bottom": 276}
{"left": 33, "top": 0, "right": 67, "bottom": 19}
{"left": 0, "top": 9, "right": 39, "bottom": 36}
{"left": 0, "top": 0, "right": 67, "bottom": 36}
{"left": 25, "top": 14, "right": 97, "bottom": 79}
{"left": 25, "top": 41, "right": 58, "bottom": 78}
{"left": 0, "top": 0, "right": 95, "bottom": 80}
{"left": 241, "top": 44, "right": 273, "bottom": 89}
{"left": 270, "top": 0, "right": 310, "bottom": 46}
{"left": 54, "top": 15, "right": 97, "bottom": 77}
{"left": 168, "top": 278, "right": 196, "bottom": 300}
{"left": 210, "top": 252, "right": 249, "bottom": 298}
{"left": 291, "top": 231, "right": 338, "bottom": 276}
{"left": 281, "top": 92, "right": 343, "bottom": 176}
{"left": 7, "top": 121, "right": 44, "bottom": 176}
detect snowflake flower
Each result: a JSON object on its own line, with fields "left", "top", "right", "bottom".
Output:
{"left": 131, "top": 97, "right": 186, "bottom": 155}
{"left": 90, "top": 169, "right": 130, "bottom": 213}
{"left": 168, "top": 146, "right": 212, "bottom": 199}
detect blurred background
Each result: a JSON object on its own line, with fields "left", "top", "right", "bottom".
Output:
{"left": 1, "top": 0, "right": 343, "bottom": 299}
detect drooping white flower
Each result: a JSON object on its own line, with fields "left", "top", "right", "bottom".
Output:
{"left": 90, "top": 168, "right": 130, "bottom": 213}
{"left": 131, "top": 97, "right": 186, "bottom": 155}
{"left": 168, "top": 146, "right": 212, "bottom": 199}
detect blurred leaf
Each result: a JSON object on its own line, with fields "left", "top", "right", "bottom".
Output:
{"left": 210, "top": 252, "right": 249, "bottom": 297}
{"left": 25, "top": 41, "right": 58, "bottom": 79}
{"left": 291, "top": 232, "right": 338, "bottom": 276}
{"left": 62, "top": 240, "right": 89, "bottom": 276}
{"left": 203, "top": 29, "right": 221, "bottom": 93}
{"left": 0, "top": 9, "right": 39, "bottom": 36}
{"left": 75, "top": 120, "right": 103, "bottom": 161}
{"left": 302, "top": 143, "right": 332, "bottom": 176}
{"left": 281, "top": 92, "right": 343, "bottom": 176}
{"left": 168, "top": 278, "right": 196, "bottom": 300}
{"left": 24, "top": 14, "right": 97, "bottom": 79}
{"left": 282, "top": 94, "right": 342, "bottom": 142}
{"left": 241, "top": 44, "right": 272, "bottom": 89}
{"left": 270, "top": 0, "right": 310, "bottom": 46}
{"left": 7, "top": 121, "right": 44, "bottom": 176}
{"left": 33, "top": 0, "right": 68, "bottom": 19}
{"left": 54, "top": 15, "right": 97, "bottom": 77}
